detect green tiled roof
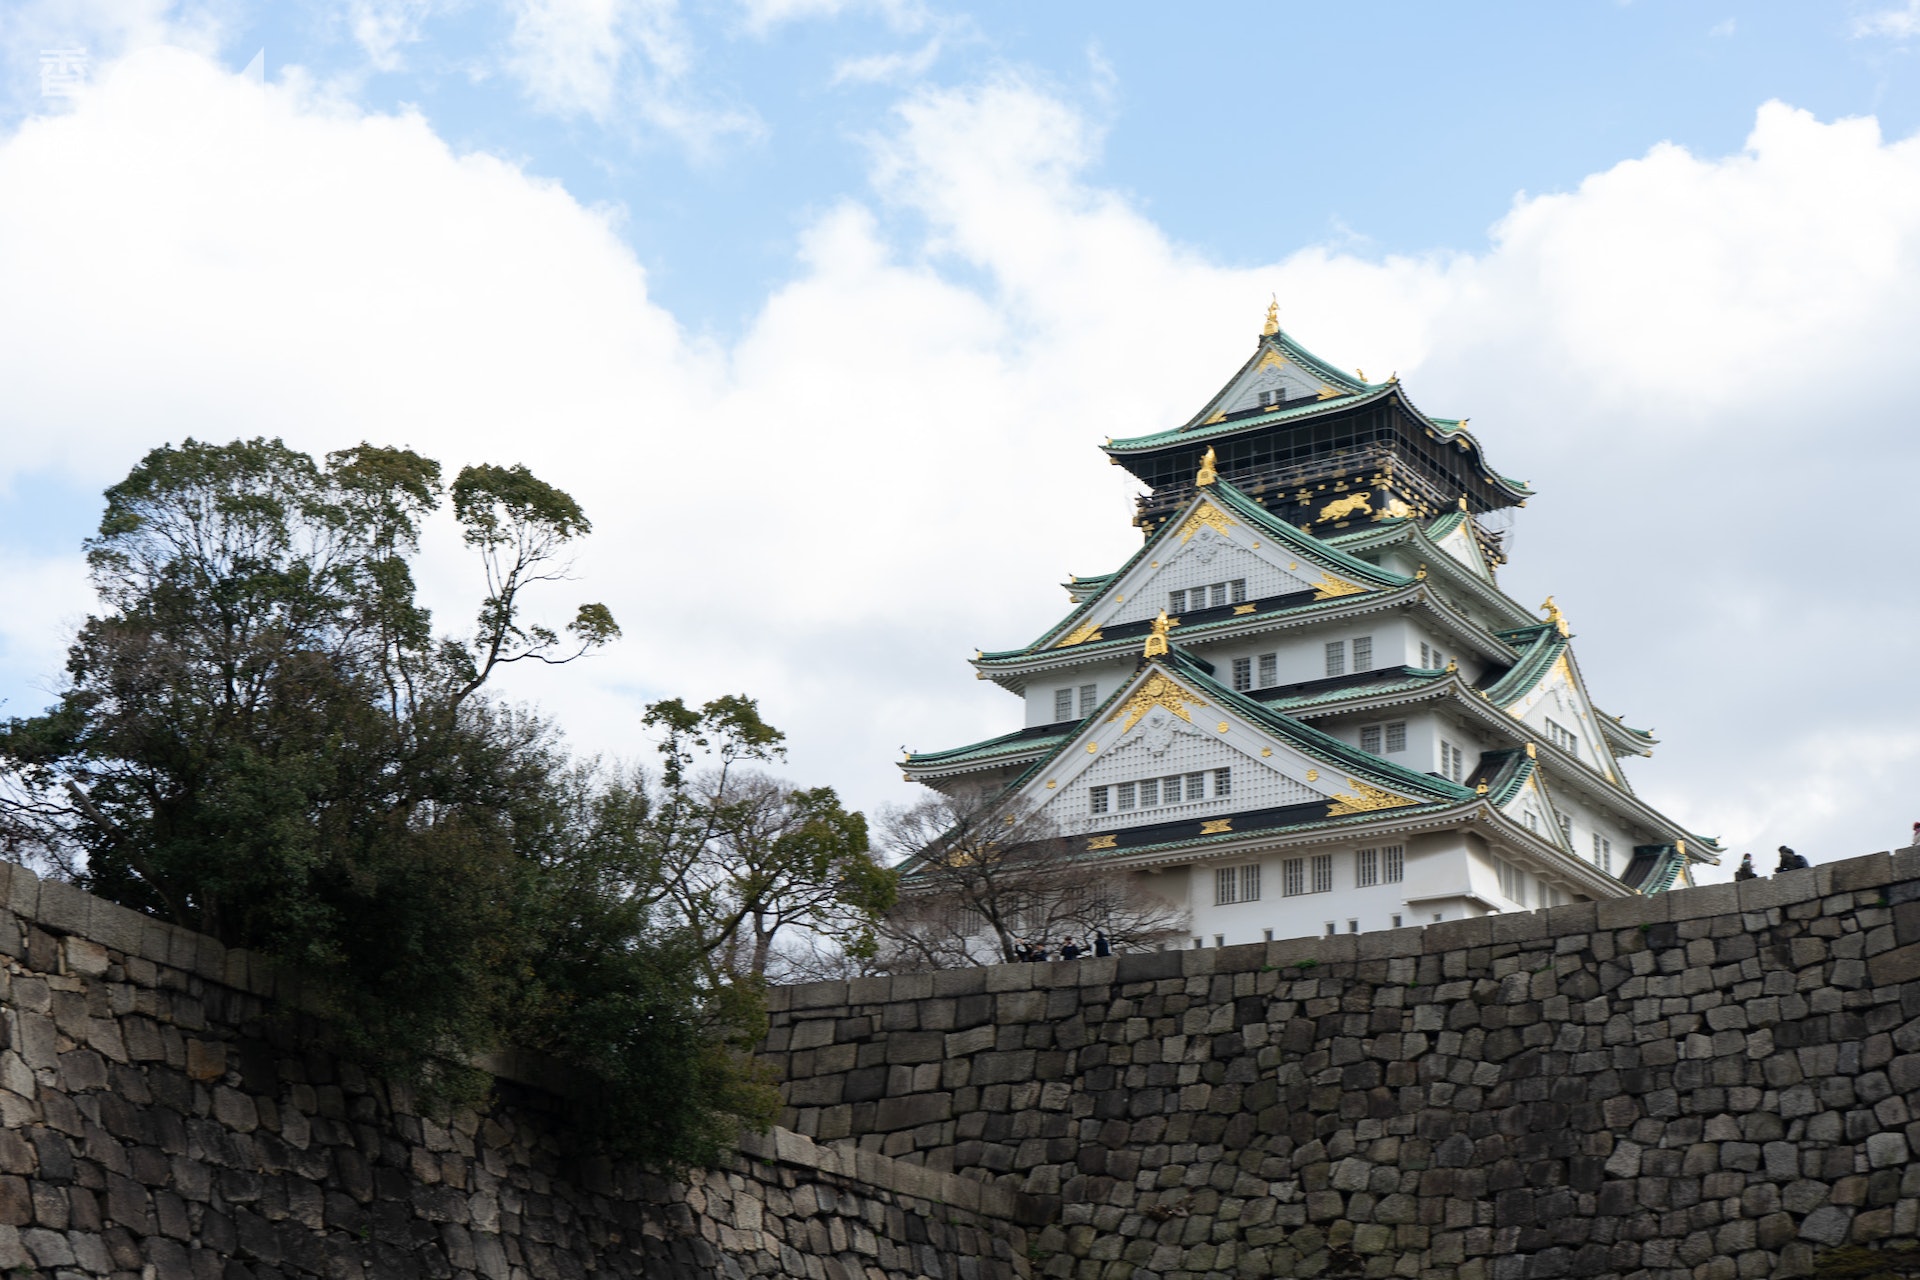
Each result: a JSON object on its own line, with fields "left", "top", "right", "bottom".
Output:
{"left": 904, "top": 726, "right": 1071, "bottom": 769}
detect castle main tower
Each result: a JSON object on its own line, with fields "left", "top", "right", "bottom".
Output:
{"left": 901, "top": 308, "right": 1715, "bottom": 947}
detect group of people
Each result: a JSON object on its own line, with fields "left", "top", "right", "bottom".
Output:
{"left": 1014, "top": 931, "right": 1111, "bottom": 962}
{"left": 1734, "top": 845, "right": 1811, "bottom": 880}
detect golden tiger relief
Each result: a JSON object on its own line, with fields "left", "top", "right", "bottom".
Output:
{"left": 1318, "top": 492, "right": 1374, "bottom": 521}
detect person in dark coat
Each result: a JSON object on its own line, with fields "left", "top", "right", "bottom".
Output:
{"left": 1059, "top": 938, "right": 1081, "bottom": 961}
{"left": 1093, "top": 930, "right": 1112, "bottom": 957}
{"left": 1734, "top": 854, "right": 1756, "bottom": 881}
{"left": 1776, "top": 845, "right": 1809, "bottom": 872}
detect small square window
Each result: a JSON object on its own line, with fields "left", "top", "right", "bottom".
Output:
{"left": 1361, "top": 725, "right": 1383, "bottom": 754}
{"left": 1391, "top": 914, "right": 1403, "bottom": 929}
{"left": 1214, "top": 935, "right": 1225, "bottom": 948}
{"left": 1139, "top": 778, "right": 1159, "bottom": 807}
{"left": 1210, "top": 584, "right": 1228, "bottom": 608}
{"left": 1263, "top": 928, "right": 1274, "bottom": 942}
{"left": 1089, "top": 786, "right": 1109, "bottom": 815}
{"left": 1168, "top": 590, "right": 1186, "bottom": 613}
{"left": 1187, "top": 770, "right": 1207, "bottom": 798}
{"left": 1324, "top": 922, "right": 1336, "bottom": 937}
{"left": 1347, "top": 919, "right": 1358, "bottom": 934}
{"left": 1163, "top": 775, "right": 1183, "bottom": 804}
{"left": 1229, "top": 579, "right": 1248, "bottom": 603}
{"left": 1117, "top": 782, "right": 1136, "bottom": 810}
{"left": 1385, "top": 722, "right": 1407, "bottom": 752}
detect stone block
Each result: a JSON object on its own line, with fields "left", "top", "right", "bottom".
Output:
{"left": 1869, "top": 942, "right": 1920, "bottom": 987}
{"left": 1490, "top": 910, "right": 1547, "bottom": 945}
{"left": 1596, "top": 893, "right": 1665, "bottom": 931}
{"left": 86, "top": 899, "right": 145, "bottom": 957}
{"left": 5, "top": 864, "right": 37, "bottom": 920}
{"left": 1356, "top": 928, "right": 1421, "bottom": 961}
{"left": 193, "top": 932, "right": 227, "bottom": 983}
{"left": 789, "top": 980, "right": 849, "bottom": 1010}
{"left": 930, "top": 968, "right": 987, "bottom": 997}
{"left": 1541, "top": 901, "right": 1597, "bottom": 938}
{"left": 847, "top": 976, "right": 893, "bottom": 1005}
{"left": 36, "top": 878, "right": 90, "bottom": 935}
{"left": 63, "top": 935, "right": 109, "bottom": 979}
{"left": 1667, "top": 881, "right": 1740, "bottom": 922}
{"left": 1740, "top": 867, "right": 1820, "bottom": 912}
{"left": 984, "top": 964, "right": 1033, "bottom": 993}
{"left": 1181, "top": 948, "right": 1218, "bottom": 977}
{"left": 1832, "top": 852, "right": 1894, "bottom": 893}
{"left": 1113, "top": 951, "right": 1182, "bottom": 984}
{"left": 1422, "top": 915, "right": 1492, "bottom": 953}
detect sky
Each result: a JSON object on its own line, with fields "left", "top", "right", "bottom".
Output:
{"left": 0, "top": 0, "right": 1917, "bottom": 880}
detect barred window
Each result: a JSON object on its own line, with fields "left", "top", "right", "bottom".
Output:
{"left": 1186, "top": 770, "right": 1207, "bottom": 798}
{"left": 1240, "top": 863, "right": 1261, "bottom": 902}
{"left": 1116, "top": 782, "right": 1136, "bottom": 810}
{"left": 1361, "top": 725, "right": 1383, "bottom": 754}
{"left": 1054, "top": 687, "right": 1073, "bottom": 721}
{"left": 1441, "top": 741, "right": 1466, "bottom": 782}
{"left": 1311, "top": 854, "right": 1333, "bottom": 894}
{"left": 1216, "top": 866, "right": 1239, "bottom": 905}
{"left": 1497, "top": 859, "right": 1527, "bottom": 906}
{"left": 1162, "top": 775, "right": 1183, "bottom": 804}
{"left": 1229, "top": 579, "right": 1248, "bottom": 604}
{"left": 1383, "top": 845, "right": 1404, "bottom": 883}
{"left": 1169, "top": 589, "right": 1186, "bottom": 613}
{"left": 1385, "top": 722, "right": 1407, "bottom": 753}
{"left": 1592, "top": 834, "right": 1612, "bottom": 873}
{"left": 1214, "top": 767, "right": 1232, "bottom": 797}
{"left": 1545, "top": 717, "right": 1578, "bottom": 754}
{"left": 1258, "top": 652, "right": 1277, "bottom": 687}
{"left": 1232, "top": 656, "right": 1252, "bottom": 691}
{"left": 1352, "top": 635, "right": 1373, "bottom": 671}
{"left": 1079, "top": 684, "right": 1097, "bottom": 716}
{"left": 1089, "top": 786, "right": 1109, "bottom": 815}
{"left": 1282, "top": 858, "right": 1305, "bottom": 896}
{"left": 1139, "top": 778, "right": 1159, "bottom": 807}
{"left": 1357, "top": 847, "right": 1379, "bottom": 887}
{"left": 1325, "top": 640, "right": 1347, "bottom": 677}
{"left": 1557, "top": 813, "right": 1573, "bottom": 843}
{"left": 1209, "top": 583, "right": 1228, "bottom": 608}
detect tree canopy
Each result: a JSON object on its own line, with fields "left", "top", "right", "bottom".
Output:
{"left": 0, "top": 437, "right": 890, "bottom": 1167}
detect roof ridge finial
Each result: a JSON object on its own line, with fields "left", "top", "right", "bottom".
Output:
{"left": 1195, "top": 445, "right": 1218, "bottom": 487}
{"left": 1540, "top": 595, "right": 1570, "bottom": 637}
{"left": 1262, "top": 295, "right": 1279, "bottom": 337}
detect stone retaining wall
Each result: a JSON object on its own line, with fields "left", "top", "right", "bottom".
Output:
{"left": 0, "top": 858, "right": 1029, "bottom": 1279}
{"left": 764, "top": 849, "right": 1920, "bottom": 1279}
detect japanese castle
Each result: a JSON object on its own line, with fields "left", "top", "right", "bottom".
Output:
{"left": 901, "top": 304, "right": 1717, "bottom": 946}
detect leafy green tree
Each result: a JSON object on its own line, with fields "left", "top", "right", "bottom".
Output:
{"left": 0, "top": 437, "right": 618, "bottom": 1091}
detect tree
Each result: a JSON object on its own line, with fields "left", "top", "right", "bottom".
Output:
{"left": 634, "top": 696, "right": 897, "bottom": 979}
{"left": 874, "top": 792, "right": 1187, "bottom": 967}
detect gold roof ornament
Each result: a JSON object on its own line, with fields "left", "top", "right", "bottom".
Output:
{"left": 1540, "top": 595, "right": 1570, "bottom": 637}
{"left": 1355, "top": 368, "right": 1367, "bottom": 382}
{"left": 1445, "top": 658, "right": 1458, "bottom": 673}
{"left": 1524, "top": 742, "right": 1537, "bottom": 759}
{"left": 1143, "top": 610, "right": 1175, "bottom": 658}
{"left": 1195, "top": 446, "right": 1219, "bottom": 487}
{"left": 1476, "top": 782, "right": 1489, "bottom": 795}
{"left": 1262, "top": 295, "right": 1279, "bottom": 336}
{"left": 1415, "top": 563, "right": 1428, "bottom": 580}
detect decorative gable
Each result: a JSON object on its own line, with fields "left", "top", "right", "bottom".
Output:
{"left": 1508, "top": 654, "right": 1619, "bottom": 782}
{"left": 1432, "top": 517, "right": 1493, "bottom": 581}
{"left": 1212, "top": 347, "right": 1344, "bottom": 416}
{"left": 1005, "top": 665, "right": 1431, "bottom": 839}
{"left": 1057, "top": 494, "right": 1372, "bottom": 638}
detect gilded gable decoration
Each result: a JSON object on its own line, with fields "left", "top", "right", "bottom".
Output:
{"left": 1177, "top": 500, "right": 1238, "bottom": 544}
{"left": 1326, "top": 779, "right": 1416, "bottom": 816}
{"left": 1108, "top": 670, "right": 1206, "bottom": 734}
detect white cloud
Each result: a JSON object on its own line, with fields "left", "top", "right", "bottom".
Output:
{"left": 501, "top": 0, "right": 760, "bottom": 145}
{"left": 831, "top": 35, "right": 942, "bottom": 86}
{"left": 344, "top": 0, "right": 449, "bottom": 72}
{"left": 1853, "top": 1, "right": 1920, "bottom": 38}
{"left": 0, "top": 54, "right": 1917, "bottom": 876}
{"left": 737, "top": 0, "right": 929, "bottom": 36}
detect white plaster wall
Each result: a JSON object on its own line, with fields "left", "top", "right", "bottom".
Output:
{"left": 1105, "top": 530, "right": 1317, "bottom": 628}
{"left": 1177, "top": 837, "right": 1476, "bottom": 945}
{"left": 1023, "top": 660, "right": 1134, "bottom": 728}
{"left": 1070, "top": 721, "right": 1318, "bottom": 832}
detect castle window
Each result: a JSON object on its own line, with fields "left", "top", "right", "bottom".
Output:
{"left": 1216, "top": 864, "right": 1261, "bottom": 905}
{"left": 1311, "top": 854, "right": 1333, "bottom": 894}
{"left": 1347, "top": 920, "right": 1359, "bottom": 934}
{"left": 1352, "top": 636, "right": 1373, "bottom": 671}
{"left": 1283, "top": 859, "right": 1305, "bottom": 896}
{"left": 1557, "top": 813, "right": 1573, "bottom": 843}
{"left": 1385, "top": 723, "right": 1407, "bottom": 753}
{"left": 1592, "top": 834, "right": 1612, "bottom": 873}
{"left": 1421, "top": 641, "right": 1447, "bottom": 670}
{"left": 1497, "top": 858, "right": 1527, "bottom": 906}
{"left": 1440, "top": 741, "right": 1466, "bottom": 782}
{"left": 1545, "top": 718, "right": 1578, "bottom": 755}
{"left": 1259, "top": 388, "right": 1288, "bottom": 407}
{"left": 1230, "top": 579, "right": 1247, "bottom": 603}
{"left": 1186, "top": 770, "right": 1207, "bottom": 798}
{"left": 1053, "top": 687, "right": 1073, "bottom": 721}
{"left": 1138, "top": 778, "right": 1159, "bottom": 807}
{"left": 1384, "top": 845, "right": 1404, "bottom": 882}
{"left": 1116, "top": 782, "right": 1136, "bottom": 811}
{"left": 1325, "top": 640, "right": 1347, "bottom": 677}
{"left": 1079, "top": 684, "right": 1097, "bottom": 716}
{"left": 1258, "top": 653, "right": 1277, "bottom": 686}
{"left": 1362, "top": 722, "right": 1407, "bottom": 755}
{"left": 1089, "top": 786, "right": 1109, "bottom": 815}
{"left": 1214, "top": 767, "right": 1233, "bottom": 797}
{"left": 1232, "top": 657, "right": 1252, "bottom": 691}
{"left": 1162, "top": 775, "right": 1182, "bottom": 804}
{"left": 1357, "top": 847, "right": 1378, "bottom": 887}
{"left": 1361, "top": 725, "right": 1382, "bottom": 754}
